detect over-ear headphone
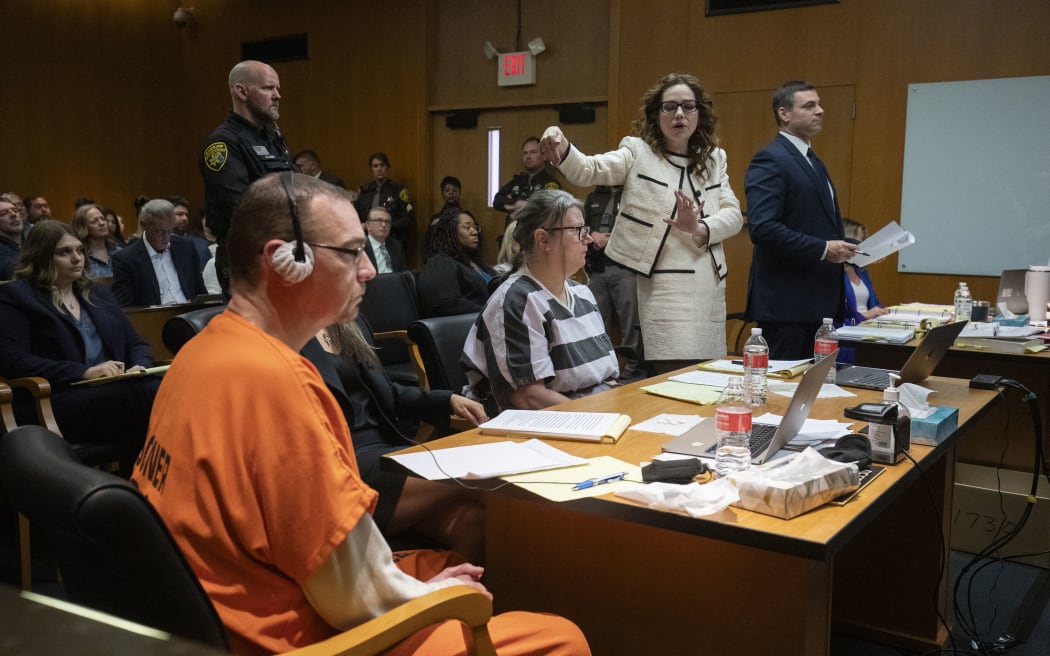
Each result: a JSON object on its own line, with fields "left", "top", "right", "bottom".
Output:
{"left": 271, "top": 172, "right": 314, "bottom": 283}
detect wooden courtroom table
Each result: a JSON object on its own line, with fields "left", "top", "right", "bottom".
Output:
{"left": 851, "top": 339, "right": 1049, "bottom": 471}
{"left": 389, "top": 373, "right": 999, "bottom": 656}
{"left": 124, "top": 300, "right": 223, "bottom": 362}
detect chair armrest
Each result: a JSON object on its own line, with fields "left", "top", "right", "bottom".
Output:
{"left": 372, "top": 329, "right": 429, "bottom": 390}
{"left": 284, "top": 586, "right": 496, "bottom": 656}
{"left": 1, "top": 376, "right": 62, "bottom": 435}
{"left": 0, "top": 382, "right": 17, "bottom": 433}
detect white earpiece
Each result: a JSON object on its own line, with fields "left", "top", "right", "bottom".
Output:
{"left": 271, "top": 240, "right": 314, "bottom": 283}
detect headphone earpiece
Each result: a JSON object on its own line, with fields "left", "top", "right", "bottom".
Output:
{"left": 271, "top": 171, "right": 313, "bottom": 283}
{"left": 271, "top": 240, "right": 314, "bottom": 283}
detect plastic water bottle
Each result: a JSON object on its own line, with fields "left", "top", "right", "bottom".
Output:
{"left": 814, "top": 318, "right": 838, "bottom": 383}
{"left": 954, "top": 282, "right": 973, "bottom": 322}
{"left": 715, "top": 376, "right": 752, "bottom": 476}
{"left": 742, "top": 327, "right": 769, "bottom": 407}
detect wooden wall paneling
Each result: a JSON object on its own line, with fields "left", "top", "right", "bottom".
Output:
{"left": 429, "top": 0, "right": 609, "bottom": 111}
{"left": 0, "top": 1, "right": 184, "bottom": 230}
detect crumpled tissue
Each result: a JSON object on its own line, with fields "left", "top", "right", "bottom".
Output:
{"left": 615, "top": 478, "right": 740, "bottom": 518}
{"left": 899, "top": 383, "right": 937, "bottom": 419}
{"left": 728, "top": 448, "right": 859, "bottom": 519}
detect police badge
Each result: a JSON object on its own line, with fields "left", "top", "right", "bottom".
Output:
{"left": 204, "top": 142, "right": 229, "bottom": 172}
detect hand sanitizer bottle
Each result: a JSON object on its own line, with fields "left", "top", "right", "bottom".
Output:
{"left": 870, "top": 374, "right": 911, "bottom": 464}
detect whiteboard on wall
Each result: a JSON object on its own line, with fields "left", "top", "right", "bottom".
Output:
{"left": 898, "top": 76, "right": 1050, "bottom": 276}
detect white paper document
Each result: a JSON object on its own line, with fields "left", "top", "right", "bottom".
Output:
{"left": 503, "top": 456, "right": 642, "bottom": 502}
{"left": 630, "top": 414, "right": 703, "bottom": 436}
{"left": 850, "top": 221, "right": 915, "bottom": 268}
{"left": 387, "top": 439, "right": 586, "bottom": 480}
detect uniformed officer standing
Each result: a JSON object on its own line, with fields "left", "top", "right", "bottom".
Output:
{"left": 492, "top": 136, "right": 561, "bottom": 224}
{"left": 199, "top": 60, "right": 297, "bottom": 293}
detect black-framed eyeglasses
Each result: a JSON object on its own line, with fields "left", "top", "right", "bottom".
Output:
{"left": 307, "top": 242, "right": 366, "bottom": 263}
{"left": 659, "top": 100, "right": 699, "bottom": 115}
{"left": 545, "top": 225, "right": 592, "bottom": 242}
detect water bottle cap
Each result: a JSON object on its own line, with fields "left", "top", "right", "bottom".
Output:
{"left": 823, "top": 317, "right": 832, "bottom": 324}
{"left": 751, "top": 327, "right": 762, "bottom": 335}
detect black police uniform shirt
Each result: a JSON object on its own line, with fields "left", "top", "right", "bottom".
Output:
{"left": 199, "top": 112, "right": 298, "bottom": 243}
{"left": 583, "top": 185, "right": 622, "bottom": 274}
{"left": 354, "top": 180, "right": 415, "bottom": 243}
{"left": 492, "top": 170, "right": 561, "bottom": 213}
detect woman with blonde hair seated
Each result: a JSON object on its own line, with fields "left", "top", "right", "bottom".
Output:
{"left": 462, "top": 189, "right": 619, "bottom": 413}
{"left": 842, "top": 217, "right": 889, "bottom": 324}
{"left": 306, "top": 319, "right": 488, "bottom": 562}
{"left": 71, "top": 203, "right": 122, "bottom": 279}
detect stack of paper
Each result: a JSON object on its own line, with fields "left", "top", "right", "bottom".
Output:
{"left": 835, "top": 325, "right": 915, "bottom": 344}
{"left": 697, "top": 359, "right": 812, "bottom": 379}
{"left": 850, "top": 221, "right": 915, "bottom": 269}
{"left": 387, "top": 439, "right": 586, "bottom": 480}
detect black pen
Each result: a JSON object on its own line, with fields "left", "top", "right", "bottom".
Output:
{"left": 854, "top": 250, "right": 871, "bottom": 257}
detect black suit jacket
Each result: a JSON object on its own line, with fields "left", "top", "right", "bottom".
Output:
{"left": 744, "top": 134, "right": 845, "bottom": 323}
{"left": 111, "top": 236, "right": 206, "bottom": 307}
{"left": 364, "top": 238, "right": 406, "bottom": 273}
{"left": 319, "top": 171, "right": 346, "bottom": 189}
{"left": 301, "top": 338, "right": 452, "bottom": 446}
{"left": 0, "top": 280, "right": 152, "bottom": 385}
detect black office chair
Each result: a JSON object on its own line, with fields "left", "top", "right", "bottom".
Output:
{"left": 725, "top": 311, "right": 755, "bottom": 356}
{"left": 161, "top": 304, "right": 226, "bottom": 356}
{"left": 0, "top": 425, "right": 498, "bottom": 656}
{"left": 358, "top": 271, "right": 425, "bottom": 386}
{"left": 0, "top": 424, "right": 229, "bottom": 649}
{"left": 407, "top": 313, "right": 478, "bottom": 393}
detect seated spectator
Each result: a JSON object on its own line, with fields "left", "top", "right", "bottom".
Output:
{"left": 0, "top": 195, "right": 24, "bottom": 280}
{"left": 293, "top": 149, "right": 346, "bottom": 188}
{"left": 111, "top": 199, "right": 206, "bottom": 306}
{"left": 0, "top": 220, "right": 158, "bottom": 456}
{"left": 363, "top": 207, "right": 405, "bottom": 273}
{"left": 418, "top": 209, "right": 495, "bottom": 317}
{"left": 102, "top": 207, "right": 128, "bottom": 246}
{"left": 200, "top": 216, "right": 222, "bottom": 295}
{"left": 169, "top": 196, "right": 213, "bottom": 270}
{"left": 23, "top": 195, "right": 51, "bottom": 227}
{"left": 130, "top": 172, "right": 589, "bottom": 656}
{"left": 304, "top": 320, "right": 486, "bottom": 562}
{"left": 71, "top": 203, "right": 122, "bottom": 279}
{"left": 842, "top": 218, "right": 889, "bottom": 324}
{"left": 493, "top": 219, "right": 519, "bottom": 276}
{"left": 462, "top": 190, "right": 619, "bottom": 413}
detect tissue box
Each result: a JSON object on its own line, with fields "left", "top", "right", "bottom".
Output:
{"left": 729, "top": 449, "right": 860, "bottom": 519}
{"left": 909, "top": 405, "right": 958, "bottom": 446}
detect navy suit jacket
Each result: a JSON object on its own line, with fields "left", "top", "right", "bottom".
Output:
{"left": 111, "top": 236, "right": 206, "bottom": 307}
{"left": 364, "top": 238, "right": 406, "bottom": 273}
{"left": 744, "top": 134, "right": 845, "bottom": 323}
{"left": 0, "top": 279, "right": 152, "bottom": 385}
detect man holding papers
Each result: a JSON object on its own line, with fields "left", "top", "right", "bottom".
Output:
{"left": 745, "top": 81, "right": 857, "bottom": 358}
{"left": 131, "top": 173, "right": 590, "bottom": 656}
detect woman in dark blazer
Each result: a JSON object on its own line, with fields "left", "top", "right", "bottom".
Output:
{"left": 417, "top": 208, "right": 497, "bottom": 317}
{"left": 305, "top": 320, "right": 488, "bottom": 563}
{"left": 0, "top": 220, "right": 159, "bottom": 453}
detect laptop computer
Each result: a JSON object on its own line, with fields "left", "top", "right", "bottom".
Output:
{"left": 996, "top": 269, "right": 1028, "bottom": 316}
{"left": 661, "top": 351, "right": 837, "bottom": 465}
{"left": 835, "top": 319, "right": 967, "bottom": 390}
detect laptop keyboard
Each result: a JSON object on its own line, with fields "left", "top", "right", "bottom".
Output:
{"left": 705, "top": 422, "right": 777, "bottom": 458}
{"left": 843, "top": 370, "right": 891, "bottom": 389}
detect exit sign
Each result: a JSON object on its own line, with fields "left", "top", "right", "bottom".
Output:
{"left": 497, "top": 51, "right": 535, "bottom": 86}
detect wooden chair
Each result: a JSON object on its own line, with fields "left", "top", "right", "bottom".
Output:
{"left": 0, "top": 425, "right": 497, "bottom": 656}
{"left": 0, "top": 381, "right": 32, "bottom": 591}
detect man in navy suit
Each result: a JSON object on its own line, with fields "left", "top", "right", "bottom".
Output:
{"left": 112, "top": 199, "right": 206, "bottom": 307}
{"left": 744, "top": 80, "right": 860, "bottom": 359}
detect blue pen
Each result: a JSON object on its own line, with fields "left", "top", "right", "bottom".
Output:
{"left": 573, "top": 472, "right": 627, "bottom": 491}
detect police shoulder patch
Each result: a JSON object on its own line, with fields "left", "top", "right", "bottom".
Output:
{"left": 544, "top": 181, "right": 560, "bottom": 189}
{"left": 399, "top": 188, "right": 411, "bottom": 202}
{"left": 204, "top": 142, "right": 229, "bottom": 172}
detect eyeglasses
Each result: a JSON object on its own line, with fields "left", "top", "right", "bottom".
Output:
{"left": 368, "top": 218, "right": 392, "bottom": 225}
{"left": 0, "top": 208, "right": 18, "bottom": 219}
{"left": 307, "top": 242, "right": 366, "bottom": 263}
{"left": 545, "top": 225, "right": 591, "bottom": 242}
{"left": 660, "top": 100, "right": 699, "bottom": 115}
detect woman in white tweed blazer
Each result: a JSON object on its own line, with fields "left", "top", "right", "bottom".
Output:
{"left": 542, "top": 73, "right": 743, "bottom": 373}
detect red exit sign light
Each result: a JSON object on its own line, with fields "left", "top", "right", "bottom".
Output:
{"left": 497, "top": 51, "right": 536, "bottom": 86}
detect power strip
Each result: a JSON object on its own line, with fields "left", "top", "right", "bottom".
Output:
{"left": 969, "top": 374, "right": 1003, "bottom": 390}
